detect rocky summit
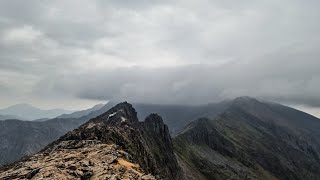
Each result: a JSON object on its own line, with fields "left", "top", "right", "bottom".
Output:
{"left": 0, "top": 102, "right": 183, "bottom": 180}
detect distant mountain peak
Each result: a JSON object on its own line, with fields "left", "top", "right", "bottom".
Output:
{"left": 6, "top": 103, "right": 37, "bottom": 109}
{"left": 57, "top": 103, "right": 105, "bottom": 119}
{"left": 233, "top": 96, "right": 259, "bottom": 103}
{"left": 0, "top": 103, "right": 73, "bottom": 120}
{"left": 92, "top": 103, "right": 105, "bottom": 108}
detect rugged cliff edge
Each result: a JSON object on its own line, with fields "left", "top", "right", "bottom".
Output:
{"left": 0, "top": 102, "right": 184, "bottom": 180}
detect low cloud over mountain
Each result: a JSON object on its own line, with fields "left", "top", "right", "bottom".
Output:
{"left": 0, "top": 0, "right": 319, "bottom": 111}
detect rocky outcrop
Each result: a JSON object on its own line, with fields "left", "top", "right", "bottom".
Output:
{"left": 0, "top": 102, "right": 183, "bottom": 180}
{"left": 0, "top": 141, "right": 155, "bottom": 180}
{"left": 138, "top": 114, "right": 179, "bottom": 179}
{"left": 143, "top": 114, "right": 172, "bottom": 143}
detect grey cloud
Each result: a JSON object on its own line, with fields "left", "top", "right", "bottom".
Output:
{"left": 37, "top": 43, "right": 320, "bottom": 107}
{"left": 0, "top": 0, "right": 320, "bottom": 109}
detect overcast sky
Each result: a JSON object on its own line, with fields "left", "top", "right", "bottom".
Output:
{"left": 0, "top": 0, "right": 319, "bottom": 116}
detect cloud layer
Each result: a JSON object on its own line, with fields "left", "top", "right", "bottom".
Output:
{"left": 0, "top": 0, "right": 319, "bottom": 109}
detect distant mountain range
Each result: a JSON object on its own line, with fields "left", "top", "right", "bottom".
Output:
{"left": 0, "top": 104, "right": 73, "bottom": 120}
{"left": 0, "top": 103, "right": 106, "bottom": 121}
{"left": 1, "top": 97, "right": 320, "bottom": 179}
{"left": 56, "top": 103, "right": 105, "bottom": 119}
{"left": 0, "top": 114, "right": 20, "bottom": 120}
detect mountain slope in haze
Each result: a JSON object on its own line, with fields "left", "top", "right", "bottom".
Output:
{"left": 0, "top": 114, "right": 21, "bottom": 120}
{"left": 57, "top": 103, "right": 105, "bottom": 119}
{"left": 0, "top": 117, "right": 89, "bottom": 166}
{"left": 0, "top": 102, "right": 184, "bottom": 180}
{"left": 0, "top": 103, "right": 115, "bottom": 166}
{"left": 174, "top": 97, "right": 320, "bottom": 180}
{"left": 0, "top": 104, "right": 106, "bottom": 165}
{"left": 0, "top": 104, "right": 73, "bottom": 120}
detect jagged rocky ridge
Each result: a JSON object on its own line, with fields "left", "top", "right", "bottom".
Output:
{"left": 0, "top": 102, "right": 184, "bottom": 180}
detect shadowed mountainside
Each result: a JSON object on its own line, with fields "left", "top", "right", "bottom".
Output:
{"left": 174, "top": 97, "right": 320, "bottom": 179}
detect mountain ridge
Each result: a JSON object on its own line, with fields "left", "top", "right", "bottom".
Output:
{"left": 57, "top": 103, "right": 105, "bottom": 119}
{"left": 0, "top": 102, "right": 184, "bottom": 179}
{"left": 174, "top": 97, "right": 320, "bottom": 179}
{"left": 1, "top": 96, "right": 320, "bottom": 179}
